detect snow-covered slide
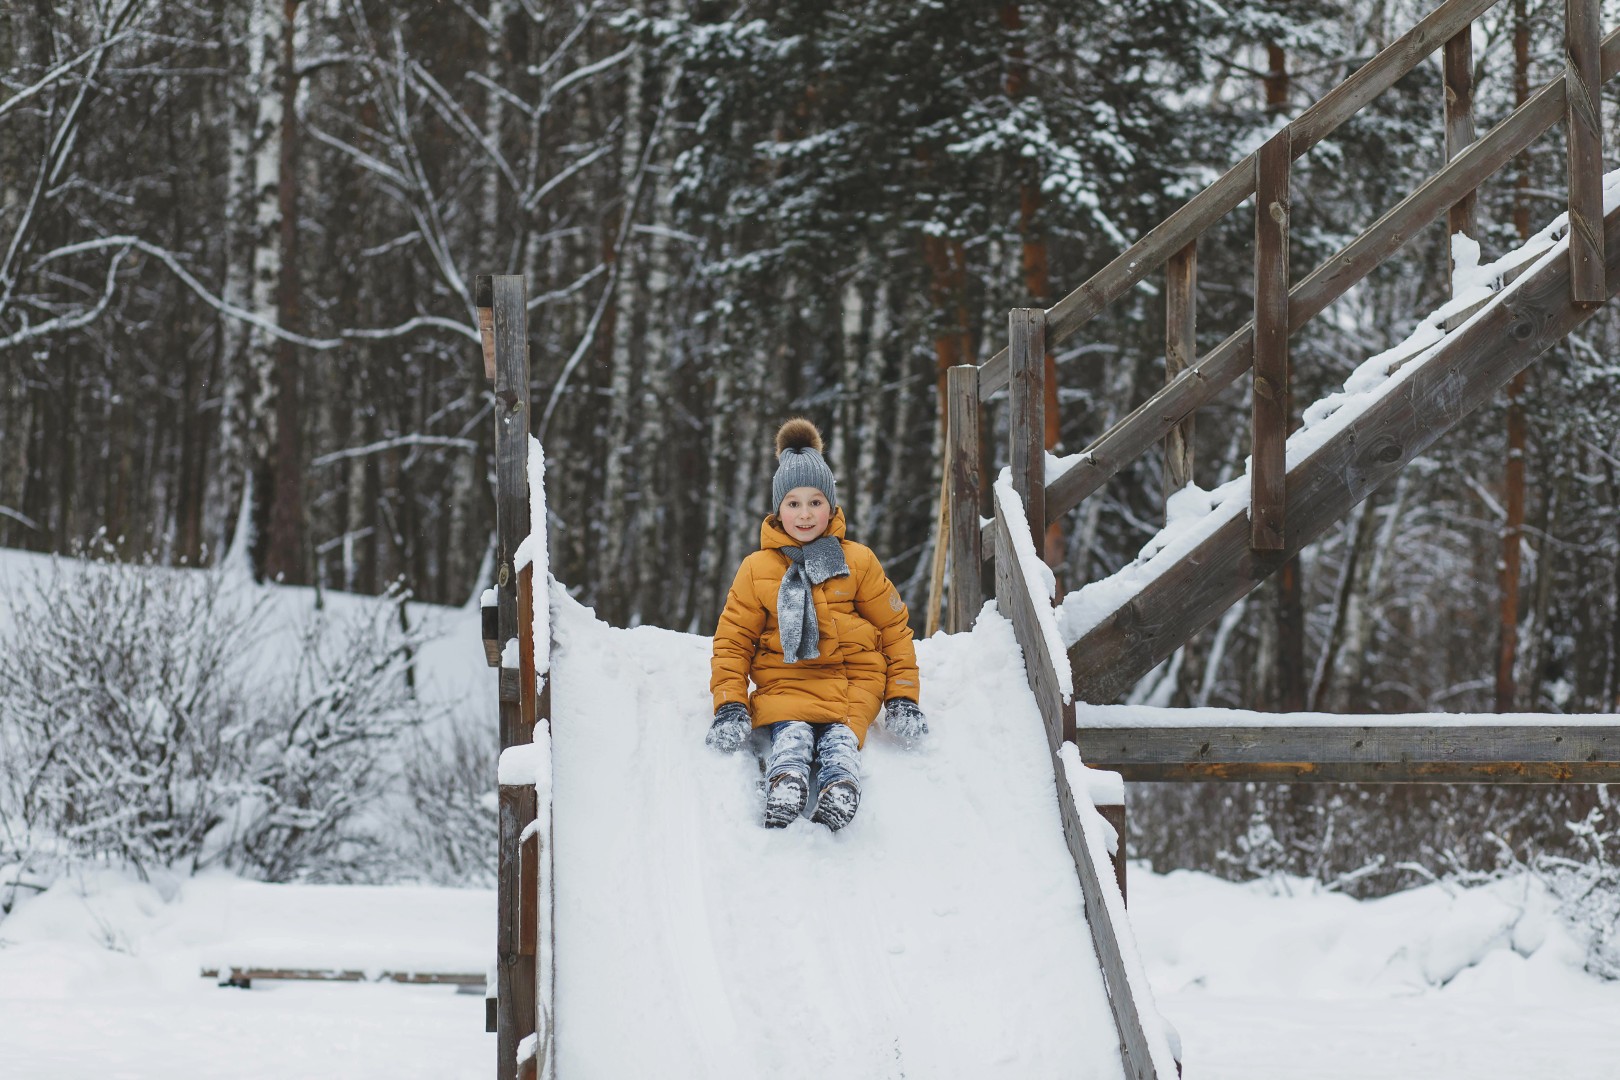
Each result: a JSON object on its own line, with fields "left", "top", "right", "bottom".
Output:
{"left": 548, "top": 589, "right": 1126, "bottom": 1080}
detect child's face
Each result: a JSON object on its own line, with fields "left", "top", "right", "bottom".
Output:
{"left": 778, "top": 486, "right": 832, "bottom": 543}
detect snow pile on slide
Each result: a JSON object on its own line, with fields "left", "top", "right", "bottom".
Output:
{"left": 550, "top": 590, "right": 1124, "bottom": 1080}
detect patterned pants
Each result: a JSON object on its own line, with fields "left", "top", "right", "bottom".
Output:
{"left": 763, "top": 721, "right": 861, "bottom": 795}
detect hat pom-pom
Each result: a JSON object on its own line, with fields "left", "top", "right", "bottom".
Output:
{"left": 775, "top": 417, "right": 824, "bottom": 457}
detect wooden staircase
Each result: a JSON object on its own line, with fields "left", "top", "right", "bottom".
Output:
{"left": 952, "top": 3, "right": 1620, "bottom": 1078}
{"left": 950, "top": 0, "right": 1619, "bottom": 705}
{"left": 1071, "top": 197, "right": 1620, "bottom": 702}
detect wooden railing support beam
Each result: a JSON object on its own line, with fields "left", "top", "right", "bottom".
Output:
{"left": 1095, "top": 797, "right": 1128, "bottom": 906}
{"left": 1567, "top": 0, "right": 1606, "bottom": 303}
{"left": 1251, "top": 129, "right": 1290, "bottom": 552}
{"left": 1444, "top": 25, "right": 1478, "bottom": 247}
{"left": 947, "top": 365, "right": 983, "bottom": 632}
{"left": 1009, "top": 308, "right": 1047, "bottom": 559}
{"left": 486, "top": 273, "right": 537, "bottom": 1080}
{"left": 1164, "top": 241, "right": 1196, "bottom": 509}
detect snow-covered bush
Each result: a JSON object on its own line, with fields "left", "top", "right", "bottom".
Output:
{"left": 0, "top": 552, "right": 265, "bottom": 876}
{"left": 1536, "top": 805, "right": 1620, "bottom": 980}
{"left": 391, "top": 720, "right": 499, "bottom": 887}
{"left": 0, "top": 553, "right": 439, "bottom": 883}
{"left": 225, "top": 584, "right": 441, "bottom": 882}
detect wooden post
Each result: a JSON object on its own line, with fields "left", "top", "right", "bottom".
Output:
{"left": 517, "top": 564, "right": 538, "bottom": 734}
{"left": 947, "top": 365, "right": 983, "bottom": 633}
{"left": 1444, "top": 26, "right": 1478, "bottom": 247}
{"left": 1251, "top": 128, "right": 1290, "bottom": 552}
{"left": 478, "top": 276, "right": 497, "bottom": 380}
{"left": 1164, "top": 240, "right": 1197, "bottom": 510}
{"left": 1009, "top": 308, "right": 1047, "bottom": 559}
{"left": 1096, "top": 799, "right": 1128, "bottom": 907}
{"left": 1567, "top": 0, "right": 1605, "bottom": 303}
{"left": 488, "top": 273, "right": 537, "bottom": 1080}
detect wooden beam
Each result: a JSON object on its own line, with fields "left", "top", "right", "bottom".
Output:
{"left": 994, "top": 493, "right": 1073, "bottom": 749}
{"left": 1052, "top": 757, "right": 1161, "bottom": 1079}
{"left": 1567, "top": 0, "right": 1605, "bottom": 303}
{"left": 975, "top": 0, "right": 1500, "bottom": 400}
{"left": 518, "top": 820, "right": 539, "bottom": 959}
{"left": 490, "top": 273, "right": 536, "bottom": 1080}
{"left": 498, "top": 783, "right": 538, "bottom": 1074}
{"left": 1077, "top": 723, "right": 1620, "bottom": 764}
{"left": 517, "top": 564, "right": 537, "bottom": 735}
{"left": 1100, "top": 761, "right": 1620, "bottom": 783}
{"left": 1252, "top": 129, "right": 1290, "bottom": 552}
{"left": 204, "top": 967, "right": 485, "bottom": 987}
{"left": 993, "top": 493, "right": 1162, "bottom": 1079}
{"left": 1069, "top": 197, "right": 1620, "bottom": 703}
{"left": 1095, "top": 799, "right": 1128, "bottom": 905}
{"left": 1040, "top": 29, "right": 1620, "bottom": 531}
{"left": 493, "top": 274, "right": 530, "bottom": 750}
{"left": 947, "top": 365, "right": 983, "bottom": 632}
{"left": 1164, "top": 241, "right": 1196, "bottom": 507}
{"left": 1008, "top": 309, "right": 1047, "bottom": 558}
{"left": 482, "top": 601, "right": 501, "bottom": 667}
{"left": 1444, "top": 26, "right": 1478, "bottom": 245}
{"left": 477, "top": 275, "right": 497, "bottom": 381}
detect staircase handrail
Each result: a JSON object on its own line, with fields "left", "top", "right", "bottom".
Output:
{"left": 1038, "top": 25, "right": 1620, "bottom": 528}
{"left": 976, "top": 0, "right": 1499, "bottom": 399}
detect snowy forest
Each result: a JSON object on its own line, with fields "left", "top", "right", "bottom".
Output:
{"left": 4, "top": 0, "right": 1620, "bottom": 894}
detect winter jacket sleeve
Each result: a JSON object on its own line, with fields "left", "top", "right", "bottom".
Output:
{"left": 853, "top": 549, "right": 919, "bottom": 703}
{"left": 711, "top": 557, "right": 767, "bottom": 712}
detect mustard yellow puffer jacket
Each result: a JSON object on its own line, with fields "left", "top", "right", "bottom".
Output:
{"left": 710, "top": 509, "right": 919, "bottom": 746}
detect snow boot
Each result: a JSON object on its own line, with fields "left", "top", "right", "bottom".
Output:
{"left": 811, "top": 781, "right": 860, "bottom": 832}
{"left": 764, "top": 774, "right": 808, "bottom": 828}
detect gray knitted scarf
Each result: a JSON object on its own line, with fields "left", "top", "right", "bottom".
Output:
{"left": 777, "top": 536, "right": 850, "bottom": 663}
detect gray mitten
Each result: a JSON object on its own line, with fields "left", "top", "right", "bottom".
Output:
{"left": 706, "top": 701, "right": 752, "bottom": 752}
{"left": 884, "top": 697, "right": 929, "bottom": 744}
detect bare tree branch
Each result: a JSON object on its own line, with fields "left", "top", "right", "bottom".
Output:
{"left": 0, "top": 29, "right": 136, "bottom": 122}
{"left": 311, "top": 435, "right": 479, "bottom": 468}
{"left": 21, "top": 235, "right": 478, "bottom": 347}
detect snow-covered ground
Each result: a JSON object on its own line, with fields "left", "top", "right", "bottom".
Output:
{"left": 5, "top": 549, "right": 1620, "bottom": 1077}
{"left": 1133, "top": 868, "right": 1620, "bottom": 1079}
{"left": 0, "top": 871, "right": 492, "bottom": 1078}
{"left": 6, "top": 860, "right": 1619, "bottom": 1078}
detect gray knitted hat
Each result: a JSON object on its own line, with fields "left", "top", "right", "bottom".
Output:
{"left": 771, "top": 418, "right": 838, "bottom": 513}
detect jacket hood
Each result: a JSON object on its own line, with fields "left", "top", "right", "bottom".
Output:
{"left": 760, "top": 507, "right": 847, "bottom": 551}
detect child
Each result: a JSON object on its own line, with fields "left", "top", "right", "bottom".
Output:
{"left": 706, "top": 417, "right": 928, "bottom": 831}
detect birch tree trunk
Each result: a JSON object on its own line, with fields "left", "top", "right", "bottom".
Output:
{"left": 631, "top": 107, "right": 677, "bottom": 624}
{"left": 244, "top": 0, "right": 285, "bottom": 576}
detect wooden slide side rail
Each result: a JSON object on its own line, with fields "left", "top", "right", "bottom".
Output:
{"left": 1069, "top": 194, "right": 1620, "bottom": 704}
{"left": 479, "top": 274, "right": 553, "bottom": 1080}
{"left": 992, "top": 486, "right": 1172, "bottom": 1080}
{"left": 976, "top": 0, "right": 1499, "bottom": 399}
